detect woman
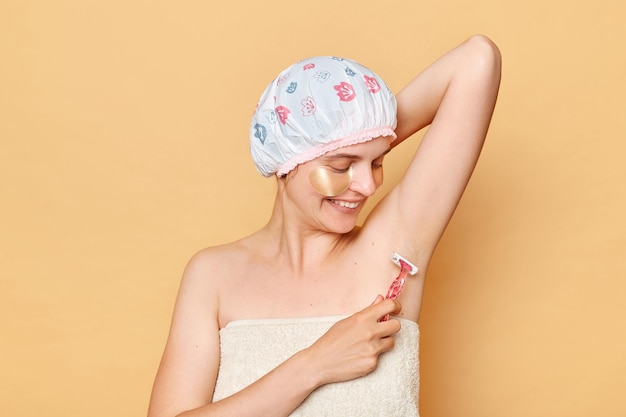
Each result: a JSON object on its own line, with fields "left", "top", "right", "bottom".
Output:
{"left": 148, "top": 35, "right": 501, "bottom": 416}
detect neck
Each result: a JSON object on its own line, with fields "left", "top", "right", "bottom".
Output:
{"left": 260, "top": 187, "right": 355, "bottom": 276}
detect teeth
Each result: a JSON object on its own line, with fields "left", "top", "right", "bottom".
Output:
{"left": 331, "top": 200, "right": 360, "bottom": 209}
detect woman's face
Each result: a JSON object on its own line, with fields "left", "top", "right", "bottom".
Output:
{"left": 282, "top": 135, "right": 393, "bottom": 233}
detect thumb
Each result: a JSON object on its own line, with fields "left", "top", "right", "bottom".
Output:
{"left": 370, "top": 294, "right": 385, "bottom": 305}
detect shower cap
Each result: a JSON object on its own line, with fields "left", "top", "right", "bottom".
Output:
{"left": 250, "top": 56, "right": 397, "bottom": 177}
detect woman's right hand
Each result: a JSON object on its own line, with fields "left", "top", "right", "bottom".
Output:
{"left": 304, "top": 295, "right": 402, "bottom": 387}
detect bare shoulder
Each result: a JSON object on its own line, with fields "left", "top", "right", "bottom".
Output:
{"left": 183, "top": 234, "right": 267, "bottom": 300}
{"left": 184, "top": 243, "right": 239, "bottom": 281}
{"left": 180, "top": 239, "right": 254, "bottom": 298}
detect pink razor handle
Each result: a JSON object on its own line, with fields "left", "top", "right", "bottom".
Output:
{"left": 380, "top": 259, "right": 412, "bottom": 322}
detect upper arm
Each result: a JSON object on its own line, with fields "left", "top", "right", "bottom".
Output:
{"left": 365, "top": 36, "right": 502, "bottom": 257}
{"left": 148, "top": 251, "right": 221, "bottom": 417}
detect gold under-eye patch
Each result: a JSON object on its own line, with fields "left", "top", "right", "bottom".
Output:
{"left": 308, "top": 166, "right": 353, "bottom": 197}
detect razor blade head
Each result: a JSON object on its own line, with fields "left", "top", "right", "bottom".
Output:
{"left": 391, "top": 252, "right": 419, "bottom": 275}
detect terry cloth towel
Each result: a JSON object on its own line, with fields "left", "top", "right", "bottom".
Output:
{"left": 213, "top": 316, "right": 419, "bottom": 416}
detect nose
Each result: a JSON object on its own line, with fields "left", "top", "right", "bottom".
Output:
{"left": 349, "top": 165, "right": 381, "bottom": 196}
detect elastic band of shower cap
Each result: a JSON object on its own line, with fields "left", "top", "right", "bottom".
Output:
{"left": 250, "top": 56, "right": 398, "bottom": 177}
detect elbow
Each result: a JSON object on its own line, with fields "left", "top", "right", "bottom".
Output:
{"left": 467, "top": 34, "right": 502, "bottom": 63}
{"left": 462, "top": 35, "right": 502, "bottom": 90}
{"left": 465, "top": 34, "right": 502, "bottom": 76}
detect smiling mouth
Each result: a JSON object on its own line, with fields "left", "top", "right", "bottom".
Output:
{"left": 329, "top": 199, "right": 360, "bottom": 209}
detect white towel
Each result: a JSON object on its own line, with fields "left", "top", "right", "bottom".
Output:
{"left": 213, "top": 316, "right": 419, "bottom": 416}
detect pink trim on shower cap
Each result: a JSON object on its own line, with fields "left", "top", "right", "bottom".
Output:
{"left": 276, "top": 126, "right": 396, "bottom": 177}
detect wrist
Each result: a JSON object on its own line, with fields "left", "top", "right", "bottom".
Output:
{"left": 294, "top": 345, "right": 327, "bottom": 390}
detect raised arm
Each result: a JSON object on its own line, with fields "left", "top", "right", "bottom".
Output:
{"left": 366, "top": 35, "right": 501, "bottom": 259}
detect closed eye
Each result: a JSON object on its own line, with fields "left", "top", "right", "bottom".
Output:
{"left": 328, "top": 164, "right": 352, "bottom": 173}
{"left": 323, "top": 147, "right": 389, "bottom": 171}
{"left": 372, "top": 156, "right": 386, "bottom": 169}
{"left": 321, "top": 156, "right": 355, "bottom": 173}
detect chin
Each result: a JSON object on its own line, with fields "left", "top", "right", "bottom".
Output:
{"left": 317, "top": 199, "right": 364, "bottom": 234}
{"left": 326, "top": 220, "right": 359, "bottom": 235}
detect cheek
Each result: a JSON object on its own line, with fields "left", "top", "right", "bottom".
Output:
{"left": 309, "top": 166, "right": 353, "bottom": 197}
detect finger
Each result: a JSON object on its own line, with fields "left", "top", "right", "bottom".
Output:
{"left": 367, "top": 298, "right": 400, "bottom": 318}
{"left": 378, "top": 334, "right": 397, "bottom": 353}
{"left": 370, "top": 294, "right": 384, "bottom": 306}
{"left": 390, "top": 298, "right": 402, "bottom": 315}
{"left": 378, "top": 316, "right": 402, "bottom": 336}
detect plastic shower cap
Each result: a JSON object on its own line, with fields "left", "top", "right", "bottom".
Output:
{"left": 250, "top": 56, "right": 397, "bottom": 177}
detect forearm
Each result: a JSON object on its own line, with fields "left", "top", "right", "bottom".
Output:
{"left": 393, "top": 34, "right": 502, "bottom": 146}
{"left": 176, "top": 348, "right": 320, "bottom": 417}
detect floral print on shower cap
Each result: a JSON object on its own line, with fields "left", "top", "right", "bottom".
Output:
{"left": 250, "top": 56, "right": 397, "bottom": 177}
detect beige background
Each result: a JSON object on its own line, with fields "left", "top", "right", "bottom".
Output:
{"left": 2, "top": 1, "right": 625, "bottom": 416}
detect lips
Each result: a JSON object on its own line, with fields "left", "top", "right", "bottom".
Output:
{"left": 328, "top": 199, "right": 360, "bottom": 209}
